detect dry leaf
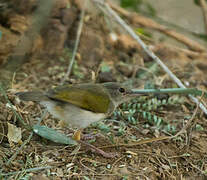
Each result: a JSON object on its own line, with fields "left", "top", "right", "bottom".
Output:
{"left": 7, "top": 122, "right": 22, "bottom": 144}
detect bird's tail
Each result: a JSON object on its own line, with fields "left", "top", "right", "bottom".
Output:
{"left": 15, "top": 91, "right": 47, "bottom": 101}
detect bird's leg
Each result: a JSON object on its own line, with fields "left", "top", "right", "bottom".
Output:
{"left": 73, "top": 129, "right": 82, "bottom": 141}
{"left": 71, "top": 129, "right": 100, "bottom": 140}
{"left": 81, "top": 133, "right": 102, "bottom": 140}
{"left": 78, "top": 140, "right": 118, "bottom": 158}
{"left": 73, "top": 129, "right": 117, "bottom": 158}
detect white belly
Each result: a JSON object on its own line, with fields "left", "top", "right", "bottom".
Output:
{"left": 40, "top": 101, "right": 106, "bottom": 129}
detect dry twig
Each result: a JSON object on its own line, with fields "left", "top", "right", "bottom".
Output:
{"left": 173, "top": 92, "right": 204, "bottom": 140}
{"left": 1, "top": 166, "right": 52, "bottom": 176}
{"left": 61, "top": 0, "right": 86, "bottom": 84}
{"left": 165, "top": 44, "right": 207, "bottom": 59}
{"left": 5, "top": 132, "right": 34, "bottom": 166}
{"left": 172, "top": 101, "right": 199, "bottom": 139}
{"left": 200, "top": 0, "right": 207, "bottom": 33}
{"left": 99, "top": 136, "right": 170, "bottom": 149}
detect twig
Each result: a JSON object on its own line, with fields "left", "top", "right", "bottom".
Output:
{"left": 5, "top": 132, "right": 34, "bottom": 166}
{"left": 172, "top": 93, "right": 204, "bottom": 145}
{"left": 92, "top": 0, "right": 207, "bottom": 115}
{"left": 5, "top": 110, "right": 47, "bottom": 166}
{"left": 200, "top": 0, "right": 207, "bottom": 33}
{"left": 155, "top": 43, "right": 207, "bottom": 59}
{"left": 0, "top": 122, "right": 5, "bottom": 143}
{"left": 0, "top": 83, "right": 31, "bottom": 130}
{"left": 172, "top": 99, "right": 199, "bottom": 138}
{"left": 189, "top": 161, "right": 206, "bottom": 175}
{"left": 98, "top": 136, "right": 170, "bottom": 149}
{"left": 177, "top": 93, "right": 205, "bottom": 144}
{"left": 1, "top": 166, "right": 52, "bottom": 176}
{"left": 61, "top": 0, "right": 86, "bottom": 85}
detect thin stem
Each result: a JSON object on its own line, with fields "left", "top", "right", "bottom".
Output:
{"left": 131, "top": 88, "right": 207, "bottom": 98}
{"left": 200, "top": 0, "right": 207, "bottom": 33}
{"left": 61, "top": 0, "right": 86, "bottom": 84}
{"left": 1, "top": 166, "right": 52, "bottom": 176}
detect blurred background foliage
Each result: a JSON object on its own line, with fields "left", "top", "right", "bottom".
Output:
{"left": 120, "top": 0, "right": 156, "bottom": 16}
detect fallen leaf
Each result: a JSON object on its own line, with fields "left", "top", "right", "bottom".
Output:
{"left": 7, "top": 123, "right": 22, "bottom": 145}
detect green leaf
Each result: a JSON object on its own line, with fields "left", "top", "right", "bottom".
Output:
{"left": 195, "top": 33, "right": 207, "bottom": 42}
{"left": 195, "top": 124, "right": 204, "bottom": 131}
{"left": 194, "top": 0, "right": 200, "bottom": 5}
{"left": 83, "top": 176, "right": 91, "bottom": 180}
{"left": 136, "top": 28, "right": 152, "bottom": 38}
{"left": 101, "top": 63, "right": 111, "bottom": 72}
{"left": 120, "top": 0, "right": 140, "bottom": 8}
{"left": 182, "top": 153, "right": 191, "bottom": 157}
{"left": 96, "top": 122, "right": 110, "bottom": 133}
{"left": 33, "top": 125, "right": 77, "bottom": 145}
{"left": 117, "top": 127, "right": 125, "bottom": 136}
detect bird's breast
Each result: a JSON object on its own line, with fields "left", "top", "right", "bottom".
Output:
{"left": 40, "top": 101, "right": 106, "bottom": 129}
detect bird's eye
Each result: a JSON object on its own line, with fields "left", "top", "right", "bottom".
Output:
{"left": 119, "top": 87, "right": 125, "bottom": 93}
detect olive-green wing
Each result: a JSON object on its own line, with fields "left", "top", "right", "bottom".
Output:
{"left": 46, "top": 84, "right": 111, "bottom": 113}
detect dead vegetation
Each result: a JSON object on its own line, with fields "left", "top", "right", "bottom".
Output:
{"left": 0, "top": 0, "right": 207, "bottom": 179}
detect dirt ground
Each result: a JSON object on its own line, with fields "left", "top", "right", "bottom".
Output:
{"left": 0, "top": 0, "right": 207, "bottom": 179}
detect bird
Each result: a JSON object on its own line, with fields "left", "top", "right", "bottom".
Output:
{"left": 16, "top": 82, "right": 143, "bottom": 157}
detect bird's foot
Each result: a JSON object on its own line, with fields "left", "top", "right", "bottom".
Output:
{"left": 79, "top": 140, "right": 118, "bottom": 158}
{"left": 73, "top": 129, "right": 82, "bottom": 141}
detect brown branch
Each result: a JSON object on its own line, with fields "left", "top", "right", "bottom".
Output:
{"left": 155, "top": 43, "right": 207, "bottom": 59}
{"left": 109, "top": 2, "right": 206, "bottom": 53}
{"left": 99, "top": 136, "right": 170, "bottom": 149}
{"left": 200, "top": 0, "right": 207, "bottom": 33}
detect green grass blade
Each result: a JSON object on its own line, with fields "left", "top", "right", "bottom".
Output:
{"left": 33, "top": 125, "right": 77, "bottom": 145}
{"left": 132, "top": 88, "right": 207, "bottom": 98}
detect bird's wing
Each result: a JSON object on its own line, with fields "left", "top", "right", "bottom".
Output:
{"left": 46, "top": 84, "right": 111, "bottom": 113}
